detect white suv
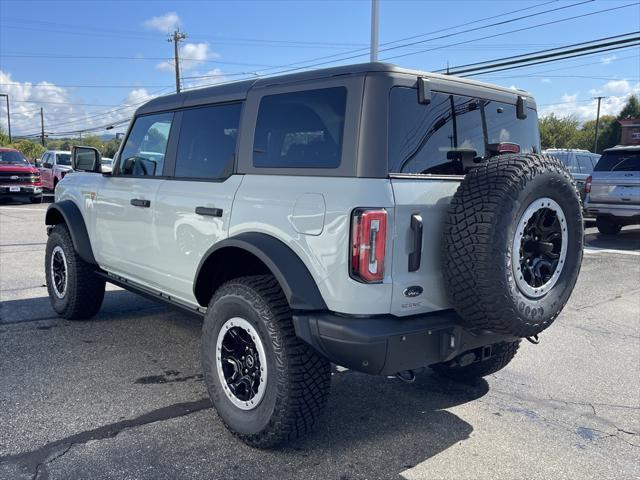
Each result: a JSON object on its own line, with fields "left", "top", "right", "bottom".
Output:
{"left": 44, "top": 63, "right": 584, "bottom": 447}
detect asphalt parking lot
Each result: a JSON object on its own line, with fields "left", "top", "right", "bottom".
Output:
{"left": 0, "top": 201, "right": 638, "bottom": 480}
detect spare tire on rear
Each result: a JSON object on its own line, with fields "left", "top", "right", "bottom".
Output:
{"left": 442, "top": 154, "right": 583, "bottom": 338}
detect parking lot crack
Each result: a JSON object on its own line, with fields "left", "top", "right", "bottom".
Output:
{"left": 0, "top": 398, "right": 212, "bottom": 478}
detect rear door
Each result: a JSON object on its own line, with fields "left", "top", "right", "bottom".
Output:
{"left": 387, "top": 85, "right": 540, "bottom": 316}
{"left": 153, "top": 102, "right": 244, "bottom": 304}
{"left": 589, "top": 150, "right": 640, "bottom": 205}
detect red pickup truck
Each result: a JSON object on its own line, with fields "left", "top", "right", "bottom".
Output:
{"left": 0, "top": 148, "right": 43, "bottom": 204}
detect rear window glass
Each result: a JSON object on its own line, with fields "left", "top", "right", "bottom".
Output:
{"left": 175, "top": 103, "right": 241, "bottom": 179}
{"left": 253, "top": 87, "right": 346, "bottom": 169}
{"left": 594, "top": 151, "right": 640, "bottom": 172}
{"left": 56, "top": 154, "right": 71, "bottom": 166}
{"left": 576, "top": 154, "right": 596, "bottom": 174}
{"left": 389, "top": 87, "right": 540, "bottom": 174}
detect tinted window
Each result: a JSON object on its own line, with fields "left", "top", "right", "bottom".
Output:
{"left": 119, "top": 112, "right": 173, "bottom": 176}
{"left": 175, "top": 103, "right": 241, "bottom": 179}
{"left": 0, "top": 151, "right": 28, "bottom": 165}
{"left": 594, "top": 150, "right": 640, "bottom": 172}
{"left": 576, "top": 154, "right": 595, "bottom": 174}
{"left": 56, "top": 153, "right": 71, "bottom": 166}
{"left": 253, "top": 87, "right": 346, "bottom": 168}
{"left": 389, "top": 87, "right": 540, "bottom": 174}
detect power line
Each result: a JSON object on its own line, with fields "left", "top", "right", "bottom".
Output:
{"left": 461, "top": 43, "right": 640, "bottom": 77}
{"left": 443, "top": 33, "right": 639, "bottom": 76}
{"left": 381, "top": 2, "right": 639, "bottom": 62}
{"left": 436, "top": 32, "right": 639, "bottom": 74}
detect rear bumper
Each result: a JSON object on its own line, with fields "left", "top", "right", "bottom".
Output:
{"left": 585, "top": 202, "right": 640, "bottom": 222}
{"left": 293, "top": 310, "right": 516, "bottom": 375}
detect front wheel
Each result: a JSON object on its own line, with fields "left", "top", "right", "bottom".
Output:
{"left": 432, "top": 341, "right": 521, "bottom": 382}
{"left": 201, "top": 275, "right": 331, "bottom": 448}
{"left": 45, "top": 224, "right": 105, "bottom": 319}
{"left": 596, "top": 216, "right": 622, "bottom": 235}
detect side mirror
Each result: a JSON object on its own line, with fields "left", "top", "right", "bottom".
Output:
{"left": 72, "top": 146, "right": 101, "bottom": 172}
{"left": 34, "top": 159, "right": 42, "bottom": 168}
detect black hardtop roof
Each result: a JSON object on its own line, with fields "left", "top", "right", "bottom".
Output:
{"left": 136, "top": 62, "right": 532, "bottom": 115}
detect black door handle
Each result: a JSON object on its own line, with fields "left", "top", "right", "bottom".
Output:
{"left": 195, "top": 206, "right": 223, "bottom": 217}
{"left": 408, "top": 214, "right": 423, "bottom": 272}
{"left": 130, "top": 198, "right": 150, "bottom": 208}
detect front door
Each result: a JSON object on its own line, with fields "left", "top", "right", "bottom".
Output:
{"left": 153, "top": 102, "right": 244, "bottom": 305}
{"left": 93, "top": 111, "right": 175, "bottom": 287}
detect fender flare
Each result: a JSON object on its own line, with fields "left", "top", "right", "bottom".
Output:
{"left": 194, "top": 232, "right": 327, "bottom": 311}
{"left": 45, "top": 200, "right": 97, "bottom": 265}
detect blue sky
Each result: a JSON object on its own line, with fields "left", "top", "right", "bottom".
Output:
{"left": 0, "top": 0, "right": 638, "bottom": 137}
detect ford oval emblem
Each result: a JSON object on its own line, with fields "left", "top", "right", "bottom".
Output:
{"left": 403, "top": 286, "right": 423, "bottom": 298}
{"left": 10, "top": 175, "right": 19, "bottom": 180}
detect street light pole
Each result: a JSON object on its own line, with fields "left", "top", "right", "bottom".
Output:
{"left": 370, "top": 0, "right": 379, "bottom": 62}
{"left": 0, "top": 94, "right": 11, "bottom": 142}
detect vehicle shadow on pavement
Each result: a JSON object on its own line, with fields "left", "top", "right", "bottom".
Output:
{"left": 584, "top": 226, "right": 640, "bottom": 251}
{"left": 276, "top": 368, "right": 488, "bottom": 478}
{"left": 0, "top": 289, "right": 165, "bottom": 324}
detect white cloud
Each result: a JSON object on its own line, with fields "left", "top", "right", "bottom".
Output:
{"left": 601, "top": 55, "right": 617, "bottom": 65}
{"left": 144, "top": 12, "right": 180, "bottom": 32}
{"left": 0, "top": 70, "right": 165, "bottom": 137}
{"left": 539, "top": 81, "right": 640, "bottom": 121}
{"left": 155, "top": 42, "right": 219, "bottom": 72}
{"left": 183, "top": 68, "right": 229, "bottom": 89}
{"left": 541, "top": 78, "right": 552, "bottom": 84}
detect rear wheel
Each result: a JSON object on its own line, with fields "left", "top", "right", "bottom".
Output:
{"left": 45, "top": 224, "right": 105, "bottom": 320}
{"left": 596, "top": 216, "right": 622, "bottom": 235}
{"left": 201, "top": 275, "right": 331, "bottom": 448}
{"left": 432, "top": 341, "right": 521, "bottom": 382}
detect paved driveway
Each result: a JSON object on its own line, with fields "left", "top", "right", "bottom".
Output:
{"left": 1, "top": 203, "right": 638, "bottom": 479}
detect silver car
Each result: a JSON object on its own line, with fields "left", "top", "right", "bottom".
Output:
{"left": 585, "top": 145, "right": 640, "bottom": 234}
{"left": 543, "top": 148, "right": 600, "bottom": 204}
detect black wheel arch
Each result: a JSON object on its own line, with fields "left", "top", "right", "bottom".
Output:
{"left": 45, "top": 200, "right": 97, "bottom": 265}
{"left": 194, "top": 232, "right": 327, "bottom": 311}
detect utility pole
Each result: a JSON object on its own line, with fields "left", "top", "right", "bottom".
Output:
{"left": 0, "top": 94, "right": 10, "bottom": 142}
{"left": 370, "top": 0, "right": 379, "bottom": 62}
{"left": 40, "top": 107, "right": 45, "bottom": 147}
{"left": 593, "top": 96, "right": 607, "bottom": 153}
{"left": 168, "top": 29, "right": 187, "bottom": 93}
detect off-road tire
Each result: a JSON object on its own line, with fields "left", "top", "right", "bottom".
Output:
{"left": 596, "top": 216, "right": 622, "bottom": 235}
{"left": 443, "top": 154, "right": 583, "bottom": 338}
{"left": 45, "top": 224, "right": 105, "bottom": 320}
{"left": 432, "top": 341, "right": 520, "bottom": 381}
{"left": 201, "top": 275, "right": 331, "bottom": 448}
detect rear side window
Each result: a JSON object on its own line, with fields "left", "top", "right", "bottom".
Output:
{"left": 576, "top": 154, "right": 595, "bottom": 174}
{"left": 594, "top": 151, "right": 640, "bottom": 172}
{"left": 253, "top": 87, "right": 347, "bottom": 168}
{"left": 389, "top": 87, "right": 540, "bottom": 175}
{"left": 119, "top": 112, "right": 174, "bottom": 176}
{"left": 175, "top": 103, "right": 241, "bottom": 179}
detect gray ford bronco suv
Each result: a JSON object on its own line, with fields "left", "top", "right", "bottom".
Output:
{"left": 45, "top": 63, "right": 583, "bottom": 448}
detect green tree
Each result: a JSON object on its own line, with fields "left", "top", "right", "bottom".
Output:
{"left": 102, "top": 138, "right": 122, "bottom": 158}
{"left": 0, "top": 127, "right": 9, "bottom": 146}
{"left": 7, "top": 139, "right": 46, "bottom": 160}
{"left": 539, "top": 114, "right": 581, "bottom": 149}
{"left": 596, "top": 95, "right": 640, "bottom": 153}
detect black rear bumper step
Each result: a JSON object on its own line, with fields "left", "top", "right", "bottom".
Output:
{"left": 293, "top": 310, "right": 516, "bottom": 375}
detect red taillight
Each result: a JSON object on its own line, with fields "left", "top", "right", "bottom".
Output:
{"left": 350, "top": 209, "right": 387, "bottom": 283}
{"left": 585, "top": 175, "right": 592, "bottom": 194}
{"left": 497, "top": 142, "right": 520, "bottom": 154}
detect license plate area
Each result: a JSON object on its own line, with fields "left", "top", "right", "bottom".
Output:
{"left": 9, "top": 186, "right": 21, "bottom": 192}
